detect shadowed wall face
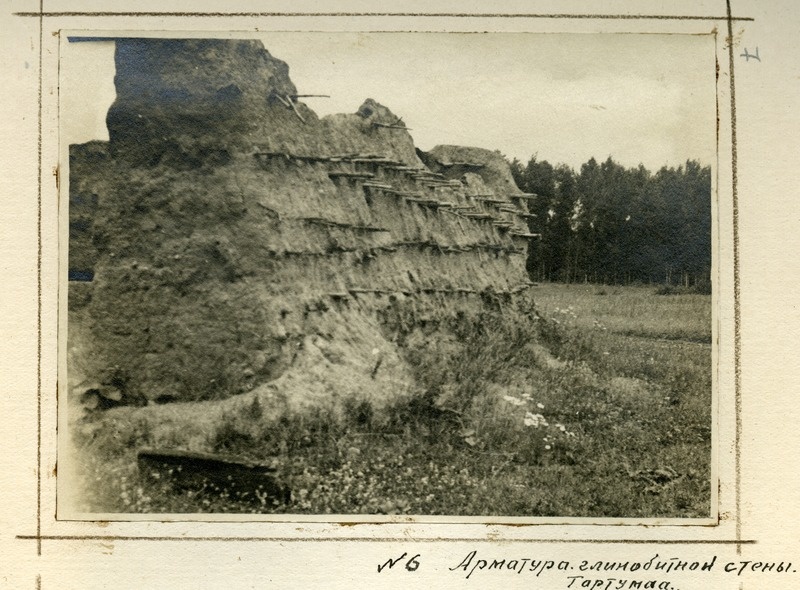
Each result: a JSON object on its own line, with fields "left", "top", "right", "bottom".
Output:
{"left": 106, "top": 39, "right": 296, "bottom": 163}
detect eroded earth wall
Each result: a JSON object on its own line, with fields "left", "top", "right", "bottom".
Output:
{"left": 68, "top": 38, "right": 538, "bottom": 408}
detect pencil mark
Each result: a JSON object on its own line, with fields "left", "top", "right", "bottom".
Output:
{"left": 12, "top": 11, "right": 755, "bottom": 21}
{"left": 725, "top": 0, "right": 743, "bottom": 557}
{"left": 36, "top": 0, "right": 43, "bottom": 558}
{"left": 739, "top": 46, "right": 760, "bottom": 61}
{"left": 40, "top": 0, "right": 742, "bottom": 541}
{"left": 16, "top": 534, "right": 758, "bottom": 544}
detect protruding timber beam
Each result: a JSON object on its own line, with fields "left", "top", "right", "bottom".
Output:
{"left": 371, "top": 122, "right": 412, "bottom": 130}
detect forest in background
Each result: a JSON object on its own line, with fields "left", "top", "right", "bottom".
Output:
{"left": 508, "top": 155, "right": 711, "bottom": 288}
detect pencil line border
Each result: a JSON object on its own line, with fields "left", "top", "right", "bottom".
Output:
{"left": 725, "top": 0, "right": 743, "bottom": 555}
{"left": 29, "top": 2, "right": 744, "bottom": 546}
{"left": 36, "top": 0, "right": 44, "bottom": 559}
{"left": 17, "top": 534, "right": 757, "bottom": 544}
{"left": 14, "top": 11, "right": 754, "bottom": 21}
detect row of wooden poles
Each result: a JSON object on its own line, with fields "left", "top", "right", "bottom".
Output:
{"left": 262, "top": 240, "right": 527, "bottom": 256}
{"left": 317, "top": 282, "right": 538, "bottom": 301}
{"left": 252, "top": 149, "right": 540, "bottom": 240}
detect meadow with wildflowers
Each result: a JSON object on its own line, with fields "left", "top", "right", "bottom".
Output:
{"left": 71, "top": 283, "right": 711, "bottom": 517}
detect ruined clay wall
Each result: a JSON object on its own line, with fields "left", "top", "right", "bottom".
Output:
{"left": 70, "top": 38, "right": 537, "bottom": 407}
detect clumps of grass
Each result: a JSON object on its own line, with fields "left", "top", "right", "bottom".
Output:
{"left": 376, "top": 298, "right": 590, "bottom": 468}
{"left": 208, "top": 396, "right": 266, "bottom": 454}
{"left": 535, "top": 313, "right": 600, "bottom": 365}
{"left": 533, "top": 282, "right": 711, "bottom": 343}
{"left": 76, "top": 413, "right": 156, "bottom": 461}
{"left": 209, "top": 414, "right": 256, "bottom": 454}
{"left": 655, "top": 280, "right": 711, "bottom": 296}
{"left": 69, "top": 413, "right": 162, "bottom": 513}
{"left": 379, "top": 294, "right": 543, "bottom": 414}
{"left": 468, "top": 389, "right": 582, "bottom": 467}
{"left": 77, "top": 453, "right": 285, "bottom": 514}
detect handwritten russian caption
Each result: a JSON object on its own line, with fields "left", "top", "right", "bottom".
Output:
{"left": 377, "top": 550, "right": 796, "bottom": 588}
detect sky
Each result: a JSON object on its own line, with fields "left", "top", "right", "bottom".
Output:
{"left": 61, "top": 32, "right": 717, "bottom": 172}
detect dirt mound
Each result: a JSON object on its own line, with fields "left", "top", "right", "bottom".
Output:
{"left": 423, "top": 145, "right": 524, "bottom": 196}
{"left": 107, "top": 39, "right": 300, "bottom": 166}
{"left": 69, "top": 38, "right": 537, "bottom": 408}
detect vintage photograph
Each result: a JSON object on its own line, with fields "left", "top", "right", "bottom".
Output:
{"left": 61, "top": 32, "right": 716, "bottom": 519}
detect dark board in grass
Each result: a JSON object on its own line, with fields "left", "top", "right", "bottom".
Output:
{"left": 137, "top": 448, "right": 290, "bottom": 505}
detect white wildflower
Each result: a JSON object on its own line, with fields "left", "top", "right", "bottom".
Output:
{"left": 524, "top": 412, "right": 548, "bottom": 428}
{"left": 503, "top": 395, "right": 525, "bottom": 406}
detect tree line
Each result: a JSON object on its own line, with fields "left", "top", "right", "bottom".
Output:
{"left": 508, "top": 155, "right": 711, "bottom": 288}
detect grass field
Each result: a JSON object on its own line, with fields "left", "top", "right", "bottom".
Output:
{"left": 70, "top": 283, "right": 712, "bottom": 518}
